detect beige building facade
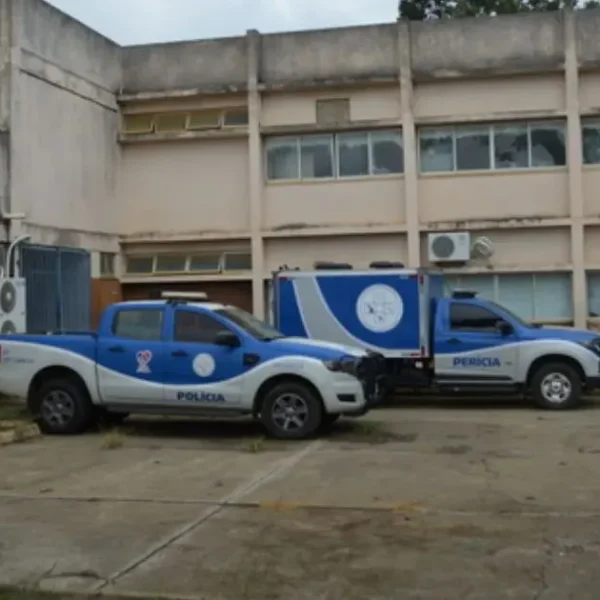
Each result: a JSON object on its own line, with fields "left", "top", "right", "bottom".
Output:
{"left": 2, "top": 1, "right": 600, "bottom": 328}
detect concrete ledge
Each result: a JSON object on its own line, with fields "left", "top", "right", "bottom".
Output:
{"left": 0, "top": 422, "right": 40, "bottom": 446}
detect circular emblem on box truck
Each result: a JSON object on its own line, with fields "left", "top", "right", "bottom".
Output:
{"left": 193, "top": 353, "right": 216, "bottom": 378}
{"left": 356, "top": 284, "right": 403, "bottom": 333}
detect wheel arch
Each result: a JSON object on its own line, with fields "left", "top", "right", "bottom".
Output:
{"left": 526, "top": 354, "right": 586, "bottom": 389}
{"left": 27, "top": 365, "right": 92, "bottom": 414}
{"left": 252, "top": 373, "right": 325, "bottom": 416}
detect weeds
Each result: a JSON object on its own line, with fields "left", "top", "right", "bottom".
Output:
{"left": 242, "top": 436, "right": 266, "bottom": 453}
{"left": 101, "top": 428, "right": 125, "bottom": 450}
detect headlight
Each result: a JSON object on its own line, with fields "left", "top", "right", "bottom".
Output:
{"left": 578, "top": 339, "right": 600, "bottom": 355}
{"left": 323, "top": 356, "right": 358, "bottom": 374}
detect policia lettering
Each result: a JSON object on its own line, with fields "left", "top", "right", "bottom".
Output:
{"left": 177, "top": 391, "right": 226, "bottom": 403}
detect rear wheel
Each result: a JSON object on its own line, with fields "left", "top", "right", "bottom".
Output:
{"left": 35, "top": 377, "right": 94, "bottom": 435}
{"left": 260, "top": 382, "right": 323, "bottom": 440}
{"left": 531, "top": 362, "right": 582, "bottom": 410}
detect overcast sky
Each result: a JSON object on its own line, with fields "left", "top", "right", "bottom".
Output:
{"left": 45, "top": 0, "right": 398, "bottom": 46}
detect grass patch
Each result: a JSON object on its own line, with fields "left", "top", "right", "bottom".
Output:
{"left": 339, "top": 419, "right": 400, "bottom": 444}
{"left": 101, "top": 428, "right": 125, "bottom": 450}
{"left": 0, "top": 401, "right": 29, "bottom": 423}
{"left": 241, "top": 436, "right": 267, "bottom": 453}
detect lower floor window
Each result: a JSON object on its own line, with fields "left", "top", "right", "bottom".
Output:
{"left": 587, "top": 272, "right": 600, "bottom": 317}
{"left": 444, "top": 272, "right": 573, "bottom": 321}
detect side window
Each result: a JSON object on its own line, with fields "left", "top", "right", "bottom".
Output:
{"left": 449, "top": 303, "right": 502, "bottom": 332}
{"left": 113, "top": 309, "right": 163, "bottom": 341}
{"left": 174, "top": 310, "right": 228, "bottom": 344}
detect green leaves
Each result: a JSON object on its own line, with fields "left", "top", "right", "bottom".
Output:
{"left": 398, "top": 0, "right": 599, "bottom": 20}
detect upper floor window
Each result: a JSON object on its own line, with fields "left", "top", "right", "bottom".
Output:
{"left": 419, "top": 121, "right": 566, "bottom": 174}
{"left": 99, "top": 252, "right": 116, "bottom": 277}
{"left": 582, "top": 119, "right": 600, "bottom": 165}
{"left": 265, "top": 130, "right": 404, "bottom": 182}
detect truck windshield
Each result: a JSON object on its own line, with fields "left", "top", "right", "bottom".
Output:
{"left": 484, "top": 299, "right": 530, "bottom": 328}
{"left": 215, "top": 307, "right": 284, "bottom": 341}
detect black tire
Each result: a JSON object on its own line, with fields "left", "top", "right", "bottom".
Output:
{"left": 35, "top": 377, "right": 94, "bottom": 435}
{"left": 260, "top": 381, "right": 323, "bottom": 440}
{"left": 530, "top": 362, "right": 582, "bottom": 410}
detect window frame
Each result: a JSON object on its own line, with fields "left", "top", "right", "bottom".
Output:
{"left": 418, "top": 120, "right": 567, "bottom": 174}
{"left": 265, "top": 129, "right": 404, "bottom": 182}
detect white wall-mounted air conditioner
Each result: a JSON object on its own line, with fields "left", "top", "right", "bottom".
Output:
{"left": 428, "top": 232, "right": 471, "bottom": 263}
{"left": 0, "top": 278, "right": 26, "bottom": 334}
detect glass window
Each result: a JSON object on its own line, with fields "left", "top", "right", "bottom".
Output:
{"left": 174, "top": 310, "right": 227, "bottom": 344}
{"left": 456, "top": 275, "right": 495, "bottom": 300}
{"left": 215, "top": 307, "right": 283, "bottom": 340}
{"left": 370, "top": 130, "right": 403, "bottom": 174}
{"left": 189, "top": 254, "right": 221, "bottom": 272}
{"left": 113, "top": 309, "right": 163, "bottom": 341}
{"left": 582, "top": 120, "right": 600, "bottom": 165}
{"left": 449, "top": 303, "right": 503, "bottom": 331}
{"left": 155, "top": 255, "right": 187, "bottom": 272}
{"left": 533, "top": 273, "right": 572, "bottom": 320}
{"left": 301, "top": 135, "right": 333, "bottom": 179}
{"left": 455, "top": 126, "right": 490, "bottom": 171}
{"left": 530, "top": 122, "right": 566, "bottom": 167}
{"left": 100, "top": 252, "right": 115, "bottom": 276}
{"left": 223, "top": 109, "right": 249, "bottom": 126}
{"left": 497, "top": 275, "right": 535, "bottom": 321}
{"left": 223, "top": 252, "right": 252, "bottom": 271}
{"left": 266, "top": 138, "right": 298, "bottom": 180}
{"left": 587, "top": 272, "right": 600, "bottom": 317}
{"left": 419, "top": 128, "right": 453, "bottom": 173}
{"left": 493, "top": 124, "right": 528, "bottom": 169}
{"left": 337, "top": 132, "right": 369, "bottom": 177}
{"left": 126, "top": 256, "right": 153, "bottom": 274}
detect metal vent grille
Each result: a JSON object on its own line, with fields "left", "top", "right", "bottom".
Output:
{"left": 316, "top": 99, "right": 350, "bottom": 125}
{"left": 122, "top": 114, "right": 154, "bottom": 134}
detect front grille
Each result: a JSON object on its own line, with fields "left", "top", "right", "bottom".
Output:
{"left": 357, "top": 352, "right": 386, "bottom": 401}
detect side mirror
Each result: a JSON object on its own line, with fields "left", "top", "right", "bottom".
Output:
{"left": 497, "top": 320, "right": 513, "bottom": 336}
{"left": 214, "top": 330, "right": 241, "bottom": 347}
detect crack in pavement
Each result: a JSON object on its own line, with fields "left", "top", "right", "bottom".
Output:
{"left": 89, "top": 440, "right": 323, "bottom": 593}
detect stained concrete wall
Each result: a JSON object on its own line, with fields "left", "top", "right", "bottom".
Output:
{"left": 121, "top": 37, "right": 248, "bottom": 95}
{"left": 119, "top": 10, "right": 600, "bottom": 96}
{"left": 10, "top": 0, "right": 122, "bottom": 251}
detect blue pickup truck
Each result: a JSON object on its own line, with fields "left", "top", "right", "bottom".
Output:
{"left": 272, "top": 267, "right": 600, "bottom": 409}
{"left": 0, "top": 293, "right": 384, "bottom": 439}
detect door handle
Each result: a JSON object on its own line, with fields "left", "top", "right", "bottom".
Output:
{"left": 447, "top": 338, "right": 461, "bottom": 344}
{"left": 108, "top": 345, "right": 125, "bottom": 353}
{"left": 171, "top": 350, "right": 189, "bottom": 357}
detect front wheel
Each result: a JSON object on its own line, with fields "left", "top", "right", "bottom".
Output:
{"left": 530, "top": 362, "right": 582, "bottom": 410}
{"left": 260, "top": 382, "right": 323, "bottom": 440}
{"left": 35, "top": 377, "right": 94, "bottom": 434}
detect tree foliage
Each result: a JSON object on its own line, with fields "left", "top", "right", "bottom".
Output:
{"left": 399, "top": 0, "right": 600, "bottom": 20}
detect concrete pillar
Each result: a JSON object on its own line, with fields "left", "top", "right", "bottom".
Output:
{"left": 397, "top": 20, "right": 420, "bottom": 268}
{"left": 246, "top": 30, "right": 265, "bottom": 319}
{"left": 564, "top": 9, "right": 586, "bottom": 327}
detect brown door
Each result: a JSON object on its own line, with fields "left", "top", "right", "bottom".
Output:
{"left": 91, "top": 279, "right": 123, "bottom": 329}
{"left": 121, "top": 281, "right": 253, "bottom": 312}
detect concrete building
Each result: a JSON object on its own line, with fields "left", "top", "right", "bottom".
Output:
{"left": 2, "top": 0, "right": 600, "bottom": 328}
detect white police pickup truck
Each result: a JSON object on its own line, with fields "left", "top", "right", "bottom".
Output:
{"left": 0, "top": 293, "right": 384, "bottom": 439}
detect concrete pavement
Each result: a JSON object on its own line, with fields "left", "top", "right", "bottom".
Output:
{"left": 2, "top": 401, "right": 600, "bottom": 599}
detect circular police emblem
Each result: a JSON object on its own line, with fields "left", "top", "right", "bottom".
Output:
{"left": 192, "top": 353, "right": 216, "bottom": 378}
{"left": 356, "top": 284, "right": 403, "bottom": 333}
